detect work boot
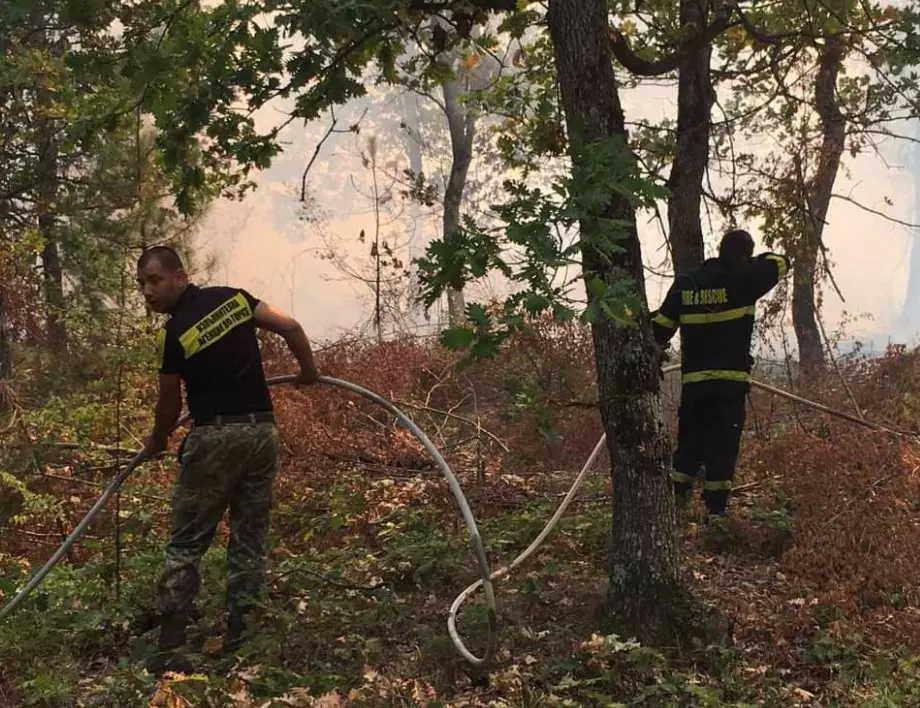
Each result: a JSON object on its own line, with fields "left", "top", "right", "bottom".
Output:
{"left": 146, "top": 612, "right": 194, "bottom": 677}
{"left": 701, "top": 512, "right": 733, "bottom": 550}
{"left": 129, "top": 608, "right": 160, "bottom": 637}
{"left": 131, "top": 603, "right": 203, "bottom": 637}
{"left": 221, "top": 610, "right": 249, "bottom": 657}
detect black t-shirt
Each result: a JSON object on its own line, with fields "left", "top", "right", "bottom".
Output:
{"left": 156, "top": 284, "right": 273, "bottom": 420}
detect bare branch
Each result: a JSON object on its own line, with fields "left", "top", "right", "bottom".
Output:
{"left": 415, "top": 84, "right": 448, "bottom": 115}
{"left": 610, "top": 9, "right": 735, "bottom": 77}
{"left": 831, "top": 191, "right": 920, "bottom": 229}
{"left": 818, "top": 246, "right": 847, "bottom": 304}
{"left": 300, "top": 107, "right": 367, "bottom": 202}
{"left": 391, "top": 399, "right": 510, "bottom": 452}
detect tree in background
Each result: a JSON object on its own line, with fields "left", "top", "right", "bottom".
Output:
{"left": 305, "top": 29, "right": 516, "bottom": 332}
{"left": 313, "top": 133, "right": 420, "bottom": 342}
{"left": 606, "top": 0, "right": 732, "bottom": 276}
{"left": 0, "top": 0, "right": 216, "bottom": 387}
{"left": 712, "top": 1, "right": 920, "bottom": 380}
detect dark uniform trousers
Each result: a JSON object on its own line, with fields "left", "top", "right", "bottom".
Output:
{"left": 671, "top": 391, "right": 746, "bottom": 514}
{"left": 156, "top": 420, "right": 279, "bottom": 625}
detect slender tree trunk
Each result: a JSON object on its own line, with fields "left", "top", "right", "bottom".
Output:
{"left": 40, "top": 216, "right": 67, "bottom": 355}
{"left": 0, "top": 286, "right": 11, "bottom": 384}
{"left": 370, "top": 145, "right": 384, "bottom": 344}
{"left": 666, "top": 0, "right": 714, "bottom": 275}
{"left": 28, "top": 7, "right": 67, "bottom": 358}
{"left": 546, "top": 0, "right": 726, "bottom": 644}
{"left": 794, "top": 36, "right": 846, "bottom": 382}
{"left": 402, "top": 90, "right": 429, "bottom": 326}
{"left": 37, "top": 89, "right": 67, "bottom": 358}
{"left": 442, "top": 72, "right": 475, "bottom": 325}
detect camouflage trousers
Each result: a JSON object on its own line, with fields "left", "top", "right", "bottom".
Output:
{"left": 155, "top": 421, "right": 279, "bottom": 621}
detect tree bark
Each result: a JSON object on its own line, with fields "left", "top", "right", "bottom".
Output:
{"left": 546, "top": 0, "right": 726, "bottom": 645}
{"left": 39, "top": 214, "right": 67, "bottom": 357}
{"left": 26, "top": 4, "right": 68, "bottom": 358}
{"left": 794, "top": 36, "right": 846, "bottom": 382}
{"left": 442, "top": 68, "right": 475, "bottom": 325}
{"left": 790, "top": 198, "right": 823, "bottom": 380}
{"left": 36, "top": 63, "right": 67, "bottom": 358}
{"left": 0, "top": 285, "right": 11, "bottom": 385}
{"left": 369, "top": 141, "right": 384, "bottom": 344}
{"left": 402, "top": 90, "right": 430, "bottom": 326}
{"left": 666, "top": 0, "right": 715, "bottom": 275}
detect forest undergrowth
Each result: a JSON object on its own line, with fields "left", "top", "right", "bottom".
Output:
{"left": 2, "top": 320, "right": 920, "bottom": 707}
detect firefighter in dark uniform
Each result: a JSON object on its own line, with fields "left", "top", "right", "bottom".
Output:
{"left": 651, "top": 230, "right": 790, "bottom": 517}
{"left": 137, "top": 246, "right": 319, "bottom": 676}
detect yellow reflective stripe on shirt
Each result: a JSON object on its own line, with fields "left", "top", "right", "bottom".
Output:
{"left": 682, "top": 369, "right": 750, "bottom": 385}
{"left": 179, "top": 292, "right": 253, "bottom": 358}
{"left": 155, "top": 328, "right": 167, "bottom": 368}
{"left": 671, "top": 471, "right": 694, "bottom": 484}
{"left": 765, "top": 254, "right": 788, "bottom": 280}
{"left": 679, "top": 305, "right": 755, "bottom": 325}
{"left": 653, "top": 312, "right": 678, "bottom": 329}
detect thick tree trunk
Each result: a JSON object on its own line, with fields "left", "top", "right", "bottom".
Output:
{"left": 666, "top": 0, "right": 714, "bottom": 275}
{"left": 794, "top": 36, "right": 846, "bottom": 382}
{"left": 791, "top": 217, "right": 823, "bottom": 380}
{"left": 442, "top": 72, "right": 474, "bottom": 325}
{"left": 546, "top": 0, "right": 726, "bottom": 645}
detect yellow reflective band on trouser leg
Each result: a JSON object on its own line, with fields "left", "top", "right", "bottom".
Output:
{"left": 703, "top": 480, "right": 733, "bottom": 491}
{"left": 653, "top": 312, "right": 678, "bottom": 329}
{"left": 670, "top": 471, "right": 694, "bottom": 484}
{"left": 681, "top": 369, "right": 751, "bottom": 385}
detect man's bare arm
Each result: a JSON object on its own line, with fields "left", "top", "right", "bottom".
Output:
{"left": 145, "top": 374, "right": 182, "bottom": 455}
{"left": 253, "top": 302, "right": 319, "bottom": 384}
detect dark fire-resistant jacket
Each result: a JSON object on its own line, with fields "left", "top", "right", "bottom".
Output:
{"left": 651, "top": 253, "right": 790, "bottom": 396}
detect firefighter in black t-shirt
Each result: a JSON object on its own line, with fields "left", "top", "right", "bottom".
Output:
{"left": 651, "top": 230, "right": 790, "bottom": 517}
{"left": 136, "top": 246, "right": 319, "bottom": 676}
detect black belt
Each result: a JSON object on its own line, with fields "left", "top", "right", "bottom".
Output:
{"left": 193, "top": 411, "right": 275, "bottom": 427}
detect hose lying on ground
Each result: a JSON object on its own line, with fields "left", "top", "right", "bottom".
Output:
{"left": 0, "top": 375, "right": 498, "bottom": 667}
{"left": 446, "top": 365, "right": 920, "bottom": 636}
{"left": 1, "top": 365, "right": 915, "bottom": 670}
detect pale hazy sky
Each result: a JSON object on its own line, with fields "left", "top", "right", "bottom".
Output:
{"left": 190, "top": 55, "right": 919, "bottom": 351}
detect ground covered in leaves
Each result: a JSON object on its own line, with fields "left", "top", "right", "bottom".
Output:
{"left": 3, "top": 326, "right": 920, "bottom": 706}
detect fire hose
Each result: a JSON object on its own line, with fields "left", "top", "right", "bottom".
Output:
{"left": 447, "top": 364, "right": 920, "bottom": 640}
{"left": 1, "top": 367, "right": 916, "bottom": 670}
{"left": 0, "top": 376, "right": 497, "bottom": 666}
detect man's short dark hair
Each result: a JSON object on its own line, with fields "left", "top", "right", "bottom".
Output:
{"left": 718, "top": 229, "right": 755, "bottom": 264}
{"left": 138, "top": 245, "right": 184, "bottom": 272}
